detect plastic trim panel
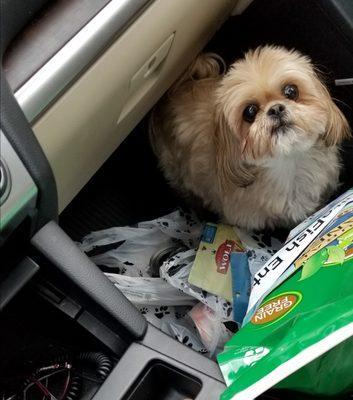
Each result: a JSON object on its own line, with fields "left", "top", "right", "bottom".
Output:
{"left": 14, "top": 0, "right": 153, "bottom": 123}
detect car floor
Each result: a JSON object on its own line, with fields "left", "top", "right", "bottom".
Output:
{"left": 59, "top": 118, "right": 182, "bottom": 241}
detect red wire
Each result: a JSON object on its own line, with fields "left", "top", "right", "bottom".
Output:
{"left": 30, "top": 377, "right": 52, "bottom": 398}
{"left": 25, "top": 365, "right": 71, "bottom": 400}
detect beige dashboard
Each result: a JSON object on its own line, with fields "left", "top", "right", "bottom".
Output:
{"left": 23, "top": 0, "right": 238, "bottom": 212}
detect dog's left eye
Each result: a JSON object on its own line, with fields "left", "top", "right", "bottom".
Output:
{"left": 243, "top": 104, "right": 259, "bottom": 123}
{"left": 283, "top": 84, "right": 299, "bottom": 100}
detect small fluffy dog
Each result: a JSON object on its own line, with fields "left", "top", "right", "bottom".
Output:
{"left": 150, "top": 46, "right": 350, "bottom": 230}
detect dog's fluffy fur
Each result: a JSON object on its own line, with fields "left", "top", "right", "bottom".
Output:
{"left": 150, "top": 46, "right": 350, "bottom": 230}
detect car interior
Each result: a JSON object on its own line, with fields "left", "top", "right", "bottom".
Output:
{"left": 1, "top": 0, "right": 353, "bottom": 399}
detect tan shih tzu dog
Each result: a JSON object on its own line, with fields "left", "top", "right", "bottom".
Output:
{"left": 150, "top": 46, "right": 350, "bottom": 230}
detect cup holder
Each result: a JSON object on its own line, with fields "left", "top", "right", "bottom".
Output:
{"left": 123, "top": 360, "right": 202, "bottom": 400}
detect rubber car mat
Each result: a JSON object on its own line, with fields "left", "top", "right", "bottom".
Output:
{"left": 59, "top": 120, "right": 182, "bottom": 241}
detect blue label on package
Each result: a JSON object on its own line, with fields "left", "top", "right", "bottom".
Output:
{"left": 201, "top": 224, "right": 217, "bottom": 243}
{"left": 231, "top": 251, "right": 251, "bottom": 324}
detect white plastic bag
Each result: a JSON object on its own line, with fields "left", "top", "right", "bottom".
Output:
{"left": 137, "top": 304, "right": 208, "bottom": 354}
{"left": 188, "top": 303, "right": 233, "bottom": 357}
{"left": 79, "top": 210, "right": 209, "bottom": 354}
{"left": 105, "top": 273, "right": 195, "bottom": 306}
{"left": 235, "top": 229, "right": 283, "bottom": 276}
{"left": 160, "top": 249, "right": 234, "bottom": 321}
{"left": 79, "top": 209, "right": 282, "bottom": 357}
{"left": 79, "top": 210, "right": 202, "bottom": 277}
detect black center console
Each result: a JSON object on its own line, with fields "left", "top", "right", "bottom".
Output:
{"left": 28, "top": 221, "right": 226, "bottom": 400}
{"left": 1, "top": 219, "right": 226, "bottom": 399}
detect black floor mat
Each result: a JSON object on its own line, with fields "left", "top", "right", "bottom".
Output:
{"left": 59, "top": 121, "right": 183, "bottom": 241}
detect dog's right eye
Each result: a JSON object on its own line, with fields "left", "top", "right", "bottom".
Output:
{"left": 243, "top": 104, "right": 258, "bottom": 123}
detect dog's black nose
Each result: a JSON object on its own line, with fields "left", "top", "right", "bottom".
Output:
{"left": 267, "top": 104, "right": 286, "bottom": 117}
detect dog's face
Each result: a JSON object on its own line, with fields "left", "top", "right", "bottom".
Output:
{"left": 215, "top": 46, "right": 350, "bottom": 172}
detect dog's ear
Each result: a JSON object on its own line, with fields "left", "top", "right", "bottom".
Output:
{"left": 315, "top": 77, "right": 351, "bottom": 146}
{"left": 324, "top": 99, "right": 351, "bottom": 146}
{"left": 323, "top": 98, "right": 350, "bottom": 146}
{"left": 214, "top": 109, "right": 256, "bottom": 191}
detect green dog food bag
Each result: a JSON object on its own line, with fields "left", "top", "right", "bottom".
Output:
{"left": 218, "top": 190, "right": 353, "bottom": 400}
{"left": 245, "top": 189, "right": 353, "bottom": 323}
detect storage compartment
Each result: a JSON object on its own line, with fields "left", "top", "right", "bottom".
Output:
{"left": 93, "top": 340, "right": 226, "bottom": 400}
{"left": 123, "top": 361, "right": 202, "bottom": 400}
{"left": 0, "top": 285, "right": 116, "bottom": 400}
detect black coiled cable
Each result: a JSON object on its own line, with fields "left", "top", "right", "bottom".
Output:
{"left": 65, "top": 374, "right": 81, "bottom": 400}
{"left": 19, "top": 351, "right": 112, "bottom": 400}
{"left": 46, "top": 351, "right": 113, "bottom": 381}
{"left": 76, "top": 352, "right": 113, "bottom": 381}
